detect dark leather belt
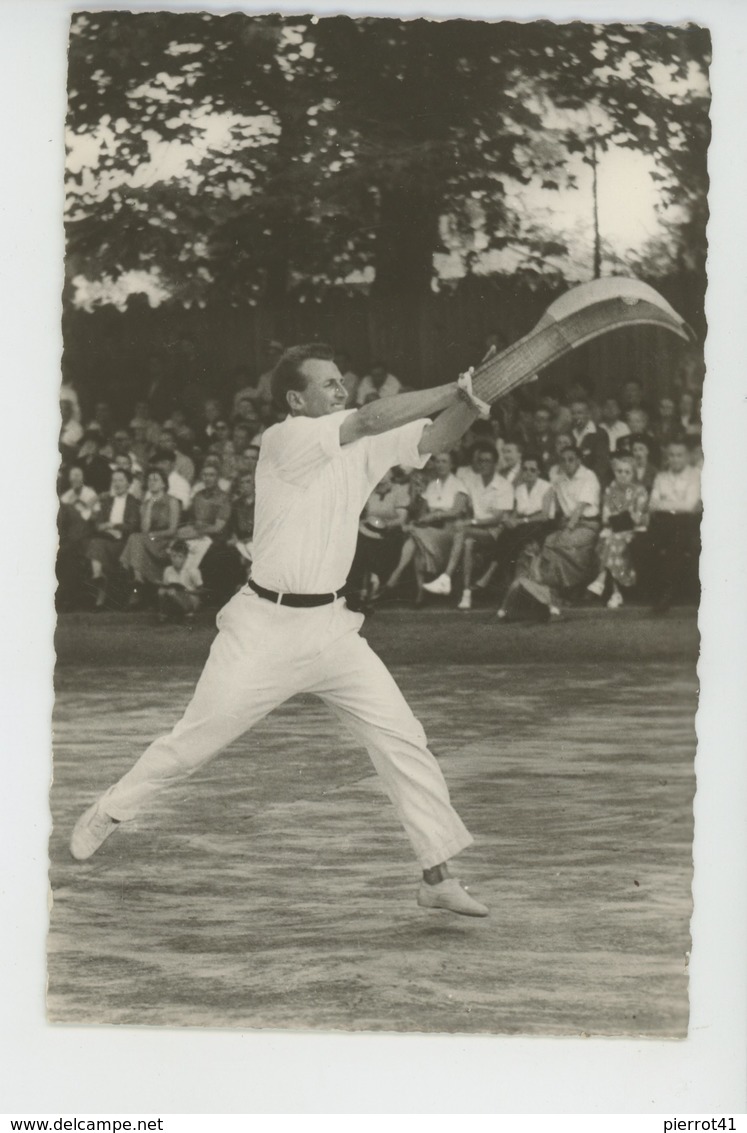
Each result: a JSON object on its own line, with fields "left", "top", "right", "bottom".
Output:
{"left": 248, "top": 579, "right": 345, "bottom": 608}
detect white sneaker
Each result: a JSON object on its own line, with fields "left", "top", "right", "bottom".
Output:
{"left": 70, "top": 800, "right": 120, "bottom": 861}
{"left": 422, "top": 573, "right": 452, "bottom": 596}
{"left": 417, "top": 878, "right": 489, "bottom": 918}
{"left": 607, "top": 590, "right": 624, "bottom": 609}
{"left": 457, "top": 589, "right": 472, "bottom": 610}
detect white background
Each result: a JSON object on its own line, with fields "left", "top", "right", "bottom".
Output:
{"left": 1, "top": 0, "right": 745, "bottom": 1116}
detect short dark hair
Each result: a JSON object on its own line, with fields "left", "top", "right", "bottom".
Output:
{"left": 146, "top": 466, "right": 170, "bottom": 491}
{"left": 169, "top": 539, "right": 188, "bottom": 555}
{"left": 110, "top": 467, "right": 133, "bottom": 485}
{"left": 471, "top": 442, "right": 497, "bottom": 460}
{"left": 153, "top": 447, "right": 176, "bottom": 466}
{"left": 522, "top": 451, "right": 541, "bottom": 467}
{"left": 271, "top": 343, "right": 335, "bottom": 411}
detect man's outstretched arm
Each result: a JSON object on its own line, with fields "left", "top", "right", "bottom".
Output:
{"left": 339, "top": 381, "right": 480, "bottom": 453}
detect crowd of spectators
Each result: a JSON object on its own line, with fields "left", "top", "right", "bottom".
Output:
{"left": 57, "top": 341, "right": 703, "bottom": 624}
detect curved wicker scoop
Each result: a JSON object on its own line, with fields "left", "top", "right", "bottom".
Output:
{"left": 471, "top": 277, "right": 694, "bottom": 405}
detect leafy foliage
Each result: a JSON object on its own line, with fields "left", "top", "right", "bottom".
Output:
{"left": 65, "top": 14, "right": 710, "bottom": 306}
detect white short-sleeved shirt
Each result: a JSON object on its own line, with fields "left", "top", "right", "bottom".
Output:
{"left": 649, "top": 467, "right": 701, "bottom": 513}
{"left": 468, "top": 473, "right": 514, "bottom": 522}
{"left": 553, "top": 465, "right": 601, "bottom": 519}
{"left": 422, "top": 473, "right": 467, "bottom": 512}
{"left": 515, "top": 478, "right": 553, "bottom": 518}
{"left": 251, "top": 410, "right": 429, "bottom": 593}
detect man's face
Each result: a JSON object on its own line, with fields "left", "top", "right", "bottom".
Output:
{"left": 533, "top": 409, "right": 550, "bottom": 433}
{"left": 476, "top": 451, "right": 496, "bottom": 479}
{"left": 560, "top": 449, "right": 580, "bottom": 476}
{"left": 632, "top": 442, "right": 649, "bottom": 462}
{"left": 502, "top": 443, "right": 521, "bottom": 467}
{"left": 667, "top": 444, "right": 688, "bottom": 473}
{"left": 628, "top": 408, "right": 648, "bottom": 433}
{"left": 202, "top": 465, "right": 219, "bottom": 490}
{"left": 111, "top": 470, "right": 129, "bottom": 495}
{"left": 239, "top": 472, "right": 255, "bottom": 497}
{"left": 288, "top": 359, "right": 348, "bottom": 418}
{"left": 432, "top": 452, "right": 453, "bottom": 479}
{"left": 232, "top": 426, "right": 250, "bottom": 451}
{"left": 112, "top": 431, "right": 130, "bottom": 455}
{"left": 169, "top": 551, "right": 187, "bottom": 571}
{"left": 570, "top": 401, "right": 589, "bottom": 429}
{"left": 602, "top": 398, "right": 620, "bottom": 424}
{"left": 555, "top": 433, "right": 572, "bottom": 456}
{"left": 522, "top": 459, "right": 540, "bottom": 486}
{"left": 69, "top": 467, "right": 84, "bottom": 490}
{"left": 114, "top": 454, "right": 132, "bottom": 474}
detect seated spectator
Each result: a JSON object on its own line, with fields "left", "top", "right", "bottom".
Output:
{"left": 621, "top": 378, "right": 652, "bottom": 418}
{"left": 109, "top": 428, "right": 143, "bottom": 476}
{"left": 197, "top": 397, "right": 225, "bottom": 450}
{"left": 488, "top": 453, "right": 555, "bottom": 595}
{"left": 626, "top": 408, "right": 659, "bottom": 465}
{"left": 498, "top": 439, "right": 523, "bottom": 485}
{"left": 642, "top": 440, "right": 702, "bottom": 613}
{"left": 158, "top": 428, "right": 195, "bottom": 484}
{"left": 628, "top": 434, "right": 658, "bottom": 493}
{"left": 539, "top": 384, "right": 573, "bottom": 435}
{"left": 423, "top": 447, "right": 513, "bottom": 610}
{"left": 226, "top": 469, "right": 257, "bottom": 574}
{"left": 548, "top": 432, "right": 575, "bottom": 483}
{"left": 157, "top": 540, "right": 203, "bottom": 624}
{"left": 151, "top": 447, "right": 192, "bottom": 510}
{"left": 59, "top": 398, "right": 83, "bottom": 462}
{"left": 190, "top": 454, "right": 233, "bottom": 500}
{"left": 598, "top": 397, "right": 631, "bottom": 454}
{"left": 355, "top": 360, "right": 403, "bottom": 405}
{"left": 348, "top": 469, "right": 410, "bottom": 602}
{"left": 653, "top": 395, "right": 679, "bottom": 448}
{"left": 678, "top": 391, "right": 702, "bottom": 437}
{"left": 77, "top": 431, "right": 114, "bottom": 494}
{"left": 177, "top": 462, "right": 242, "bottom": 605}
{"left": 586, "top": 453, "right": 648, "bottom": 609}
{"left": 499, "top": 445, "right": 600, "bottom": 620}
{"left": 570, "top": 398, "right": 610, "bottom": 484}
{"left": 120, "top": 468, "right": 181, "bottom": 605}
{"left": 527, "top": 407, "right": 556, "bottom": 477}
{"left": 392, "top": 453, "right": 469, "bottom": 603}
{"left": 456, "top": 441, "right": 493, "bottom": 497}
{"left": 111, "top": 453, "right": 144, "bottom": 499}
{"left": 86, "top": 468, "right": 141, "bottom": 609}
{"left": 60, "top": 465, "right": 99, "bottom": 522}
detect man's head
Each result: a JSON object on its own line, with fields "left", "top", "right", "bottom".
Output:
{"left": 623, "top": 380, "right": 643, "bottom": 410}
{"left": 238, "top": 470, "right": 255, "bottom": 497}
{"left": 112, "top": 429, "right": 132, "bottom": 456}
{"left": 231, "top": 422, "right": 251, "bottom": 451}
{"left": 272, "top": 344, "right": 347, "bottom": 417}
{"left": 60, "top": 398, "right": 74, "bottom": 423}
{"left": 235, "top": 396, "right": 260, "bottom": 426}
{"left": 113, "top": 453, "right": 133, "bottom": 475}
{"left": 630, "top": 436, "right": 651, "bottom": 463}
{"left": 153, "top": 447, "right": 176, "bottom": 477}
{"left": 168, "top": 540, "right": 188, "bottom": 571}
{"left": 110, "top": 468, "right": 131, "bottom": 496}
{"left": 627, "top": 407, "right": 649, "bottom": 434}
{"left": 601, "top": 397, "right": 621, "bottom": 425}
{"left": 502, "top": 440, "right": 522, "bottom": 469}
{"left": 469, "top": 441, "right": 495, "bottom": 472}
{"left": 667, "top": 441, "right": 688, "bottom": 474}
{"left": 554, "top": 432, "right": 573, "bottom": 457}
{"left": 68, "top": 465, "right": 84, "bottom": 490}
{"left": 570, "top": 399, "right": 591, "bottom": 430}
{"left": 201, "top": 463, "right": 220, "bottom": 491}
{"left": 475, "top": 446, "right": 498, "bottom": 481}
{"left": 521, "top": 453, "right": 541, "bottom": 486}
{"left": 431, "top": 451, "right": 455, "bottom": 479}
{"left": 558, "top": 446, "right": 581, "bottom": 477}
{"left": 533, "top": 407, "right": 551, "bottom": 434}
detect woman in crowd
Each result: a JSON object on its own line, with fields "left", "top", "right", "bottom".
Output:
{"left": 630, "top": 435, "right": 658, "bottom": 493}
{"left": 404, "top": 453, "right": 470, "bottom": 602}
{"left": 586, "top": 453, "right": 649, "bottom": 609}
{"left": 120, "top": 467, "right": 181, "bottom": 606}
{"left": 498, "top": 446, "right": 600, "bottom": 621}
{"left": 348, "top": 469, "right": 410, "bottom": 602}
{"left": 86, "top": 468, "right": 141, "bottom": 610}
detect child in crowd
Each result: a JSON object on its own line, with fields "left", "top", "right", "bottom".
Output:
{"left": 586, "top": 454, "right": 649, "bottom": 609}
{"left": 157, "top": 539, "right": 203, "bottom": 624}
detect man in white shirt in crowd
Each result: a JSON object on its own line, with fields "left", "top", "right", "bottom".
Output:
{"left": 598, "top": 397, "right": 631, "bottom": 454}
{"left": 355, "top": 360, "right": 404, "bottom": 405}
{"left": 423, "top": 445, "right": 514, "bottom": 610}
{"left": 71, "top": 343, "right": 491, "bottom": 919}
{"left": 570, "top": 398, "right": 610, "bottom": 485}
{"left": 60, "top": 465, "right": 100, "bottom": 521}
{"left": 645, "top": 439, "right": 702, "bottom": 613}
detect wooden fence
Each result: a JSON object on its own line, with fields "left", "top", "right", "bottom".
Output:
{"left": 61, "top": 272, "right": 704, "bottom": 421}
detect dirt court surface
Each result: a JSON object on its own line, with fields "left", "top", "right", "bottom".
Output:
{"left": 49, "top": 607, "right": 698, "bottom": 1036}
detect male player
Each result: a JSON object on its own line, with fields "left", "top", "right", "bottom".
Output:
{"left": 71, "top": 344, "right": 489, "bottom": 917}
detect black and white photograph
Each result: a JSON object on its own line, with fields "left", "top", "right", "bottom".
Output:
{"left": 3, "top": 0, "right": 746, "bottom": 1116}
{"left": 48, "top": 8, "right": 709, "bottom": 1037}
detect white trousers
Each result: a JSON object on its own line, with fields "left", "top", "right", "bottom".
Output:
{"left": 102, "top": 591, "right": 473, "bottom": 869}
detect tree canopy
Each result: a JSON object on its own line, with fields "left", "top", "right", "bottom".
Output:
{"left": 65, "top": 13, "right": 710, "bottom": 307}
